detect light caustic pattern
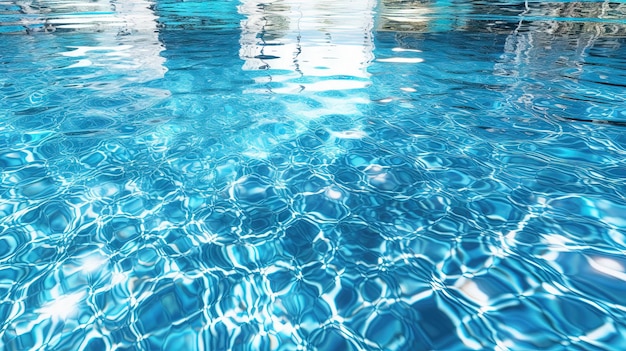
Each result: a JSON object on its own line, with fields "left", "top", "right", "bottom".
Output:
{"left": 2, "top": 0, "right": 626, "bottom": 350}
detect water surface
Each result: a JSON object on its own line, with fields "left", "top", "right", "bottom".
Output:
{"left": 1, "top": 0, "right": 626, "bottom": 350}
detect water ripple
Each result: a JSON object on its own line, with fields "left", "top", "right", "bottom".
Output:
{"left": 2, "top": 0, "right": 626, "bottom": 350}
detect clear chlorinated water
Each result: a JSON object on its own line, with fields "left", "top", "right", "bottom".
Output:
{"left": 1, "top": 0, "right": 626, "bottom": 350}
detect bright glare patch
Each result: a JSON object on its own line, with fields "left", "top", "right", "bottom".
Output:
{"left": 541, "top": 282, "right": 562, "bottom": 296}
{"left": 61, "top": 45, "right": 133, "bottom": 57}
{"left": 583, "top": 321, "right": 616, "bottom": 343}
{"left": 82, "top": 254, "right": 107, "bottom": 273}
{"left": 588, "top": 257, "right": 626, "bottom": 281}
{"left": 325, "top": 187, "right": 343, "bottom": 200}
{"left": 330, "top": 130, "right": 367, "bottom": 139}
{"left": 543, "top": 234, "right": 575, "bottom": 251}
{"left": 66, "top": 59, "right": 92, "bottom": 68}
{"left": 392, "top": 48, "right": 422, "bottom": 53}
{"left": 242, "top": 149, "right": 270, "bottom": 159}
{"left": 456, "top": 278, "right": 490, "bottom": 306}
{"left": 365, "top": 164, "right": 384, "bottom": 173}
{"left": 39, "top": 292, "right": 85, "bottom": 320}
{"left": 111, "top": 270, "right": 130, "bottom": 285}
{"left": 371, "top": 173, "right": 388, "bottom": 182}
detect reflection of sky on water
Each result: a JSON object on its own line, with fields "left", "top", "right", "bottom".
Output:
{"left": 239, "top": 0, "right": 376, "bottom": 79}
{"left": 234, "top": 0, "right": 379, "bottom": 158}
{"left": 5, "top": 0, "right": 166, "bottom": 82}
{"left": 237, "top": 0, "right": 376, "bottom": 122}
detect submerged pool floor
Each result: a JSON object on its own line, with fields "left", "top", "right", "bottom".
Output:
{"left": 1, "top": 0, "right": 626, "bottom": 350}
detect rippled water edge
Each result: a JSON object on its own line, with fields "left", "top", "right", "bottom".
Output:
{"left": 2, "top": 0, "right": 626, "bottom": 350}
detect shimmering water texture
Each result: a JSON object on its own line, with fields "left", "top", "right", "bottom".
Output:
{"left": 2, "top": 0, "right": 626, "bottom": 350}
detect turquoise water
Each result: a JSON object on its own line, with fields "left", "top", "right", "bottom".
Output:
{"left": 1, "top": 0, "right": 626, "bottom": 350}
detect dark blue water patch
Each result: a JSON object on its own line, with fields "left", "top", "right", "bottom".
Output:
{"left": 309, "top": 326, "right": 361, "bottom": 351}
{"left": 489, "top": 301, "right": 565, "bottom": 349}
{"left": 283, "top": 217, "right": 319, "bottom": 248}
{"left": 555, "top": 251, "right": 626, "bottom": 305}
{"left": 411, "top": 300, "right": 460, "bottom": 350}
{"left": 339, "top": 221, "right": 385, "bottom": 250}
{"left": 155, "top": 0, "right": 243, "bottom": 31}
{"left": 157, "top": 28, "right": 244, "bottom": 71}
{"left": 136, "top": 278, "right": 205, "bottom": 334}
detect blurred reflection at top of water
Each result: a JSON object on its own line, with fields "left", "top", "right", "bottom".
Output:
{"left": 233, "top": 0, "right": 378, "bottom": 158}
{"left": 376, "top": 0, "right": 626, "bottom": 34}
{"left": 372, "top": 0, "right": 626, "bottom": 125}
{"left": 0, "top": 0, "right": 167, "bottom": 83}
{"left": 238, "top": 0, "right": 377, "bottom": 90}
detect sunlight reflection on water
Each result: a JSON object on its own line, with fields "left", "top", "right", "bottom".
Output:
{"left": 1, "top": 1, "right": 626, "bottom": 350}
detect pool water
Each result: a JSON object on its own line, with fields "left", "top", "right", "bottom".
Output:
{"left": 1, "top": 0, "right": 626, "bottom": 350}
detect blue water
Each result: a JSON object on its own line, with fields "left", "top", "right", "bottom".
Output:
{"left": 1, "top": 0, "right": 626, "bottom": 350}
